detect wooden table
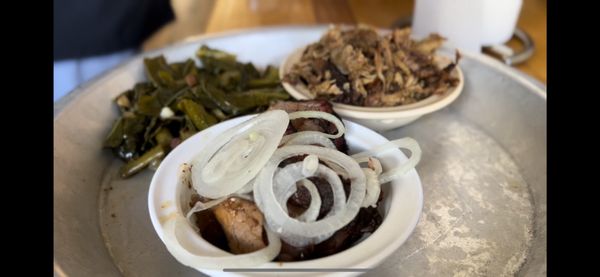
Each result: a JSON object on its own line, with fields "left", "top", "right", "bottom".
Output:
{"left": 143, "top": 0, "right": 546, "bottom": 83}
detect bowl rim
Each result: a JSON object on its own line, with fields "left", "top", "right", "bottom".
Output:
{"left": 279, "top": 46, "right": 464, "bottom": 119}
{"left": 148, "top": 115, "right": 424, "bottom": 273}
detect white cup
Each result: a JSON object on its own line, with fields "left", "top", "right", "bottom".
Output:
{"left": 412, "top": 0, "right": 523, "bottom": 53}
{"left": 480, "top": 0, "right": 523, "bottom": 45}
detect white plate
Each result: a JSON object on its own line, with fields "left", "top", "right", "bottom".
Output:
{"left": 148, "top": 115, "right": 423, "bottom": 276}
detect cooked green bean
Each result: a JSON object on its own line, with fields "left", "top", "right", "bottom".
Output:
{"left": 177, "top": 99, "right": 218, "bottom": 131}
{"left": 119, "top": 145, "right": 166, "bottom": 178}
{"left": 155, "top": 128, "right": 173, "bottom": 147}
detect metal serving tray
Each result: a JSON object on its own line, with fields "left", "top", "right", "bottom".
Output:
{"left": 54, "top": 26, "right": 546, "bottom": 277}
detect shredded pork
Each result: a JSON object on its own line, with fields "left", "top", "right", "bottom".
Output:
{"left": 284, "top": 25, "right": 460, "bottom": 107}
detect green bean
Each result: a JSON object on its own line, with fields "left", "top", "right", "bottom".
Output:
{"left": 119, "top": 145, "right": 166, "bottom": 178}
{"left": 103, "top": 117, "right": 124, "bottom": 148}
{"left": 155, "top": 128, "right": 173, "bottom": 147}
{"left": 136, "top": 94, "right": 162, "bottom": 116}
{"left": 247, "top": 65, "right": 280, "bottom": 88}
{"left": 177, "top": 99, "right": 218, "bottom": 131}
{"left": 228, "top": 87, "right": 290, "bottom": 111}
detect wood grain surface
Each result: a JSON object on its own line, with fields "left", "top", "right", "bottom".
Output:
{"left": 143, "top": 0, "right": 546, "bottom": 83}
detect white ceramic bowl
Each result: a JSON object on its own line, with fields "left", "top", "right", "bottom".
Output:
{"left": 280, "top": 47, "right": 464, "bottom": 132}
{"left": 148, "top": 115, "right": 423, "bottom": 276}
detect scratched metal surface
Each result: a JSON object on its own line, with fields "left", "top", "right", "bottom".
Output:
{"left": 54, "top": 27, "right": 546, "bottom": 277}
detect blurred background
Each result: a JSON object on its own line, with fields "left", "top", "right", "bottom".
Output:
{"left": 54, "top": 0, "right": 546, "bottom": 102}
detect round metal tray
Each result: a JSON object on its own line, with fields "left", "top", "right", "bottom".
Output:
{"left": 54, "top": 26, "right": 546, "bottom": 277}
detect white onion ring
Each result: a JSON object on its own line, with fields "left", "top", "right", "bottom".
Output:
{"left": 283, "top": 111, "right": 346, "bottom": 145}
{"left": 354, "top": 157, "right": 383, "bottom": 208}
{"left": 273, "top": 162, "right": 346, "bottom": 224}
{"left": 270, "top": 161, "right": 349, "bottom": 246}
{"left": 191, "top": 110, "right": 289, "bottom": 199}
{"left": 236, "top": 181, "right": 254, "bottom": 195}
{"left": 352, "top": 137, "right": 421, "bottom": 184}
{"left": 281, "top": 132, "right": 337, "bottom": 149}
{"left": 254, "top": 145, "right": 365, "bottom": 246}
{"left": 277, "top": 179, "right": 322, "bottom": 223}
{"left": 287, "top": 111, "right": 345, "bottom": 139}
{"left": 302, "top": 154, "right": 319, "bottom": 176}
{"left": 361, "top": 168, "right": 381, "bottom": 208}
{"left": 186, "top": 197, "right": 228, "bottom": 224}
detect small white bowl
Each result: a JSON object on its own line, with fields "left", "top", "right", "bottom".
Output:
{"left": 280, "top": 47, "right": 464, "bottom": 132}
{"left": 148, "top": 115, "right": 423, "bottom": 276}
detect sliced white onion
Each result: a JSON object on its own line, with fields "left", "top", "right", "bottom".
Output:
{"left": 191, "top": 110, "right": 289, "bottom": 199}
{"left": 352, "top": 137, "right": 422, "bottom": 184}
{"left": 269, "top": 161, "right": 348, "bottom": 246}
{"left": 361, "top": 168, "right": 381, "bottom": 208}
{"left": 186, "top": 197, "right": 228, "bottom": 223}
{"left": 355, "top": 157, "right": 383, "bottom": 208}
{"left": 162, "top": 215, "right": 281, "bottom": 270}
{"left": 273, "top": 161, "right": 348, "bottom": 225}
{"left": 354, "top": 156, "right": 383, "bottom": 175}
{"left": 278, "top": 179, "right": 322, "bottom": 223}
{"left": 287, "top": 111, "right": 346, "bottom": 139}
{"left": 302, "top": 154, "right": 319, "bottom": 176}
{"left": 253, "top": 145, "right": 365, "bottom": 247}
{"left": 287, "top": 111, "right": 345, "bottom": 139}
{"left": 236, "top": 181, "right": 254, "bottom": 195}
{"left": 322, "top": 160, "right": 350, "bottom": 179}
{"left": 294, "top": 179, "right": 321, "bottom": 222}
{"left": 185, "top": 193, "right": 256, "bottom": 230}
{"left": 280, "top": 132, "right": 337, "bottom": 149}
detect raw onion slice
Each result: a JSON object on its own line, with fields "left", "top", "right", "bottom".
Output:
{"left": 253, "top": 145, "right": 365, "bottom": 246}
{"left": 185, "top": 193, "right": 255, "bottom": 224}
{"left": 191, "top": 110, "right": 289, "bottom": 199}
{"left": 279, "top": 179, "right": 322, "bottom": 223}
{"left": 352, "top": 137, "right": 422, "bottom": 184}
{"left": 269, "top": 161, "right": 349, "bottom": 246}
{"left": 162, "top": 215, "right": 281, "bottom": 270}
{"left": 186, "top": 197, "right": 227, "bottom": 223}
{"left": 273, "top": 162, "right": 346, "bottom": 224}
{"left": 236, "top": 181, "right": 254, "bottom": 195}
{"left": 286, "top": 111, "right": 346, "bottom": 140}
{"left": 280, "top": 132, "right": 337, "bottom": 149}
{"left": 354, "top": 157, "right": 383, "bottom": 208}
{"left": 361, "top": 168, "right": 381, "bottom": 208}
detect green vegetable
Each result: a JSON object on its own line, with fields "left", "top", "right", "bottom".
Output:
{"left": 177, "top": 99, "right": 218, "bottom": 131}
{"left": 103, "top": 117, "right": 124, "bottom": 148}
{"left": 197, "top": 45, "right": 238, "bottom": 73}
{"left": 155, "top": 128, "right": 173, "bottom": 147}
{"left": 247, "top": 66, "right": 280, "bottom": 88}
{"left": 144, "top": 56, "right": 173, "bottom": 87}
{"left": 104, "top": 45, "right": 290, "bottom": 178}
{"left": 119, "top": 145, "right": 166, "bottom": 178}
{"left": 179, "top": 117, "right": 198, "bottom": 141}
{"left": 136, "top": 94, "right": 162, "bottom": 116}
{"left": 228, "top": 87, "right": 290, "bottom": 111}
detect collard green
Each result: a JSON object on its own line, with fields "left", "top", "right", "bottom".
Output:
{"left": 103, "top": 45, "right": 289, "bottom": 178}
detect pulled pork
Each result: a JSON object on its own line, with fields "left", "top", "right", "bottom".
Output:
{"left": 283, "top": 25, "right": 460, "bottom": 107}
